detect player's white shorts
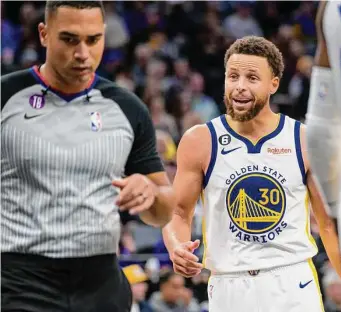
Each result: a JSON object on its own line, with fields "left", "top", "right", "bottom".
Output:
{"left": 207, "top": 260, "right": 324, "bottom": 312}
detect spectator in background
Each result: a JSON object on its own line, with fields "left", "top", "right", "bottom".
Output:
{"left": 115, "top": 65, "right": 136, "bottom": 92}
{"left": 149, "top": 97, "right": 179, "bottom": 141}
{"left": 123, "top": 264, "right": 153, "bottom": 312}
{"left": 166, "top": 58, "right": 192, "bottom": 92}
{"left": 103, "top": 2, "right": 129, "bottom": 50}
{"left": 119, "top": 222, "right": 138, "bottom": 256}
{"left": 289, "top": 55, "right": 313, "bottom": 121}
{"left": 222, "top": 2, "right": 263, "bottom": 39}
{"left": 180, "top": 288, "right": 201, "bottom": 312}
{"left": 149, "top": 271, "right": 185, "bottom": 312}
{"left": 188, "top": 72, "right": 220, "bottom": 122}
{"left": 292, "top": 2, "right": 316, "bottom": 49}
{"left": 132, "top": 43, "right": 153, "bottom": 89}
{"left": 322, "top": 264, "right": 341, "bottom": 312}
{"left": 256, "top": 2, "right": 280, "bottom": 38}
{"left": 1, "top": 2, "right": 19, "bottom": 68}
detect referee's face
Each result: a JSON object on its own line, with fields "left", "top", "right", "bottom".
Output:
{"left": 39, "top": 7, "right": 105, "bottom": 86}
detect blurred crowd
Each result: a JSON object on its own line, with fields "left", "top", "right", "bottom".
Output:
{"left": 2, "top": 1, "right": 341, "bottom": 311}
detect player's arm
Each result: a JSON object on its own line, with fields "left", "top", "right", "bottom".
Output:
{"left": 305, "top": 1, "right": 341, "bottom": 218}
{"left": 303, "top": 127, "right": 341, "bottom": 277}
{"left": 162, "top": 125, "right": 210, "bottom": 276}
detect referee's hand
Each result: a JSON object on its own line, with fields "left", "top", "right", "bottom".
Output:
{"left": 112, "top": 174, "right": 157, "bottom": 215}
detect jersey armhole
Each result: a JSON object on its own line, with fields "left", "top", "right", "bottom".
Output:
{"left": 294, "top": 121, "right": 307, "bottom": 185}
{"left": 203, "top": 121, "right": 218, "bottom": 189}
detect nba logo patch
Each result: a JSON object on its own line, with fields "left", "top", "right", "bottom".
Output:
{"left": 89, "top": 112, "right": 102, "bottom": 132}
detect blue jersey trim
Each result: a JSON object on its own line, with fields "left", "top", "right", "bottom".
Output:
{"left": 294, "top": 120, "right": 307, "bottom": 185}
{"left": 29, "top": 67, "right": 98, "bottom": 102}
{"left": 203, "top": 121, "right": 218, "bottom": 189}
{"left": 220, "top": 114, "right": 285, "bottom": 154}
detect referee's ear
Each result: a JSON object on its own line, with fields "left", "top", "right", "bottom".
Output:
{"left": 38, "top": 22, "right": 48, "bottom": 48}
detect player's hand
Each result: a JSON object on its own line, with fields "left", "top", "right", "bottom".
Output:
{"left": 171, "top": 239, "right": 204, "bottom": 278}
{"left": 112, "top": 174, "right": 157, "bottom": 215}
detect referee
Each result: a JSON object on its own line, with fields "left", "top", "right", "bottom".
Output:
{"left": 1, "top": 1, "right": 174, "bottom": 312}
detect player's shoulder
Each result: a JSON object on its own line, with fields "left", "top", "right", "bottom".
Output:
{"left": 178, "top": 123, "right": 211, "bottom": 154}
{"left": 181, "top": 123, "right": 210, "bottom": 143}
{"left": 1, "top": 68, "right": 37, "bottom": 110}
{"left": 180, "top": 115, "right": 224, "bottom": 145}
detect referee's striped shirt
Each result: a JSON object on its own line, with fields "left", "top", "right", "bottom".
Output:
{"left": 1, "top": 66, "right": 163, "bottom": 258}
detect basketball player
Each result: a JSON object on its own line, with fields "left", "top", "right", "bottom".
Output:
{"left": 306, "top": 1, "right": 341, "bottom": 250}
{"left": 162, "top": 36, "right": 341, "bottom": 312}
{"left": 1, "top": 1, "right": 174, "bottom": 311}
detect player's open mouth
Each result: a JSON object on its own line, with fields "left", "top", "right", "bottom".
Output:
{"left": 232, "top": 98, "right": 253, "bottom": 107}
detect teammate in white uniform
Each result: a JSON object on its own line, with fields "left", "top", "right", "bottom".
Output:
{"left": 306, "top": 1, "right": 341, "bottom": 251}
{"left": 163, "top": 36, "right": 341, "bottom": 312}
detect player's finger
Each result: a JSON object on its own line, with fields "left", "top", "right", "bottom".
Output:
{"left": 173, "top": 255, "right": 204, "bottom": 270}
{"left": 119, "top": 194, "right": 146, "bottom": 211}
{"left": 173, "top": 265, "right": 201, "bottom": 278}
{"left": 189, "top": 239, "right": 200, "bottom": 251}
{"left": 174, "top": 247, "right": 200, "bottom": 262}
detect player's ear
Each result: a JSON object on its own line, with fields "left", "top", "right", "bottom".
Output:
{"left": 270, "top": 76, "right": 280, "bottom": 95}
{"left": 38, "top": 22, "right": 48, "bottom": 48}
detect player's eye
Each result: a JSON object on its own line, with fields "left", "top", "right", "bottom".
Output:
{"left": 87, "top": 37, "right": 100, "bottom": 46}
{"left": 61, "top": 37, "right": 79, "bottom": 45}
{"left": 229, "top": 74, "right": 238, "bottom": 80}
{"left": 249, "top": 75, "right": 258, "bottom": 82}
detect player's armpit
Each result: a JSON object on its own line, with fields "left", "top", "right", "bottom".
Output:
{"left": 162, "top": 125, "right": 211, "bottom": 255}
{"left": 306, "top": 171, "right": 341, "bottom": 278}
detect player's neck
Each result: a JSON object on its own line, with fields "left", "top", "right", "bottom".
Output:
{"left": 227, "top": 105, "right": 280, "bottom": 141}
{"left": 39, "top": 63, "right": 92, "bottom": 94}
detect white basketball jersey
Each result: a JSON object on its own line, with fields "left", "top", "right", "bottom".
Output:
{"left": 323, "top": 1, "right": 341, "bottom": 250}
{"left": 201, "top": 114, "right": 318, "bottom": 273}
{"left": 323, "top": 1, "right": 341, "bottom": 104}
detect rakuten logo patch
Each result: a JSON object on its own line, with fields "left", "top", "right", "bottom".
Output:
{"left": 267, "top": 148, "right": 292, "bottom": 155}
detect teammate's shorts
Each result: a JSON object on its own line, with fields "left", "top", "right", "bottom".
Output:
{"left": 207, "top": 260, "right": 324, "bottom": 312}
{"left": 1, "top": 252, "right": 132, "bottom": 312}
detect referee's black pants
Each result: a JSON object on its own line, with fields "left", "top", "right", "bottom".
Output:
{"left": 1, "top": 253, "right": 132, "bottom": 312}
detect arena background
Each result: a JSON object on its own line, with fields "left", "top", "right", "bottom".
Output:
{"left": 1, "top": 1, "right": 340, "bottom": 311}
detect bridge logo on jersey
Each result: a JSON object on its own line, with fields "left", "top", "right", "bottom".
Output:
{"left": 226, "top": 172, "right": 287, "bottom": 243}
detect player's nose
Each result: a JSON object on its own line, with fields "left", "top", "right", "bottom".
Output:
{"left": 74, "top": 42, "right": 90, "bottom": 62}
{"left": 236, "top": 77, "right": 247, "bottom": 92}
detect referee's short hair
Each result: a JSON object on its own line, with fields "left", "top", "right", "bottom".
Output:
{"left": 45, "top": 0, "right": 105, "bottom": 21}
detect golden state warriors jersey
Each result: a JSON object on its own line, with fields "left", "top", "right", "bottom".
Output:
{"left": 201, "top": 114, "right": 318, "bottom": 273}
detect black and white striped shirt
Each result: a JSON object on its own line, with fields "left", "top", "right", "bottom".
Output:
{"left": 1, "top": 66, "right": 163, "bottom": 258}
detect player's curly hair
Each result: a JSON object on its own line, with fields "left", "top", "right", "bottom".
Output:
{"left": 224, "top": 36, "right": 285, "bottom": 79}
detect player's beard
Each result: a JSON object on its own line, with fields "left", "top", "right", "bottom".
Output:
{"left": 224, "top": 93, "right": 269, "bottom": 122}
